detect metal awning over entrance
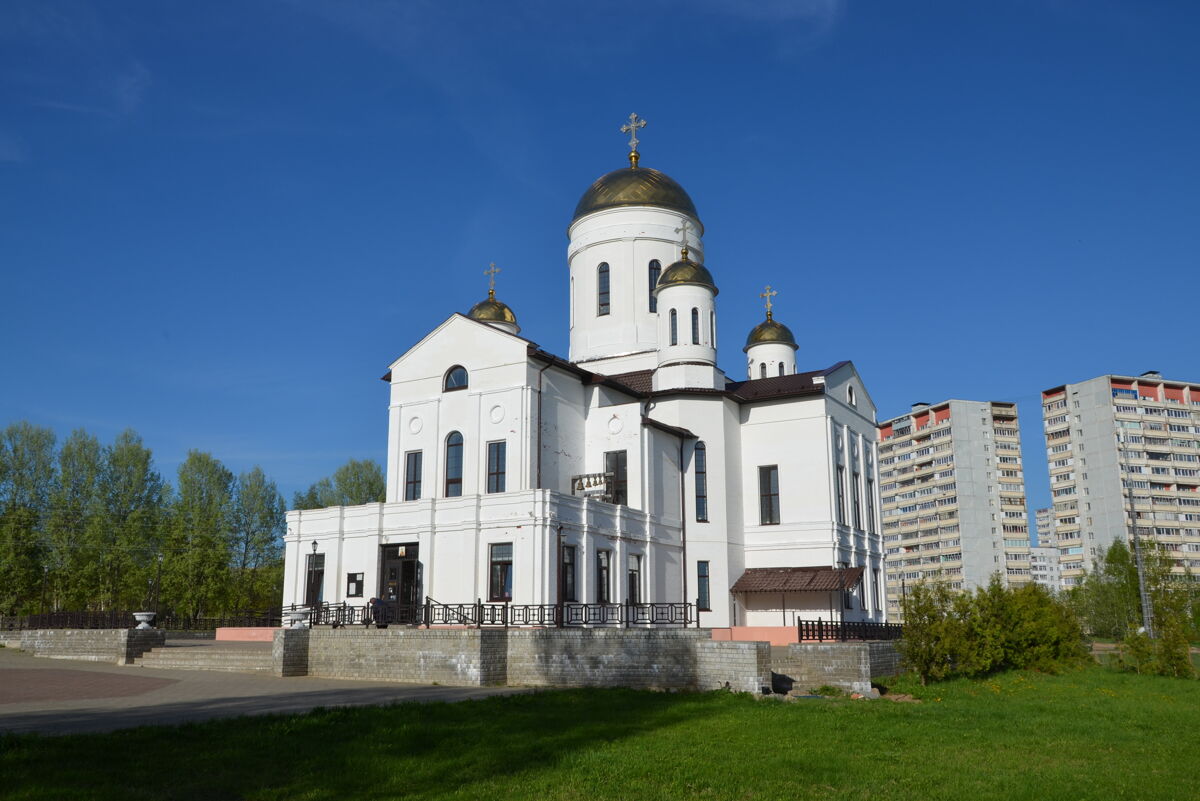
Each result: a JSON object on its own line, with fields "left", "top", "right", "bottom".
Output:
{"left": 730, "top": 566, "right": 864, "bottom": 594}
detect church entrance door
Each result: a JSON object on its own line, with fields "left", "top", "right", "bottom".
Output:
{"left": 379, "top": 544, "right": 420, "bottom": 607}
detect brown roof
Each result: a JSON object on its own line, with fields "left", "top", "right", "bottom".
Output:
{"left": 604, "top": 369, "right": 654, "bottom": 394}
{"left": 731, "top": 566, "right": 865, "bottom": 594}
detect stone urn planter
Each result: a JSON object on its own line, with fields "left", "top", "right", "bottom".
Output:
{"left": 132, "top": 611, "right": 157, "bottom": 630}
{"left": 283, "top": 609, "right": 311, "bottom": 629}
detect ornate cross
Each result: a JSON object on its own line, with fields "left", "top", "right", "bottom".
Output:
{"left": 485, "top": 262, "right": 501, "bottom": 298}
{"left": 674, "top": 217, "right": 694, "bottom": 259}
{"left": 760, "top": 285, "right": 777, "bottom": 318}
{"left": 620, "top": 112, "right": 647, "bottom": 166}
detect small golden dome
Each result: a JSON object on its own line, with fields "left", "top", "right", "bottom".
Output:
{"left": 573, "top": 167, "right": 700, "bottom": 224}
{"left": 656, "top": 253, "right": 718, "bottom": 295}
{"left": 744, "top": 314, "right": 797, "bottom": 352}
{"left": 468, "top": 291, "right": 520, "bottom": 332}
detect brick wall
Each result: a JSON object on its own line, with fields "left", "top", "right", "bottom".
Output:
{"left": 281, "top": 628, "right": 506, "bottom": 685}
{"left": 14, "top": 628, "right": 165, "bottom": 664}
{"left": 773, "top": 641, "right": 902, "bottom": 694}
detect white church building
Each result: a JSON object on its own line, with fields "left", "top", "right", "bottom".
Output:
{"left": 283, "top": 117, "right": 885, "bottom": 628}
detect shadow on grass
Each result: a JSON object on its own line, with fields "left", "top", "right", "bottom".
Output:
{"left": 0, "top": 688, "right": 726, "bottom": 801}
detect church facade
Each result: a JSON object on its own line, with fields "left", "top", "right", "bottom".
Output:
{"left": 283, "top": 118, "right": 885, "bottom": 627}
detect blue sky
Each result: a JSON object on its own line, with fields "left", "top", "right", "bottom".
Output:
{"left": 2, "top": 1, "right": 1197, "bottom": 533}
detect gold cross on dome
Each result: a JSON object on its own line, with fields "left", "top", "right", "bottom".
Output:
{"left": 485, "top": 262, "right": 501, "bottom": 298}
{"left": 760, "top": 285, "right": 777, "bottom": 318}
{"left": 620, "top": 112, "right": 647, "bottom": 166}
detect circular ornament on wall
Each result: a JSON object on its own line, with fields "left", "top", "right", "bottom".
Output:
{"left": 409, "top": 417, "right": 423, "bottom": 434}
{"left": 490, "top": 405, "right": 505, "bottom": 424}
{"left": 608, "top": 416, "right": 623, "bottom": 434}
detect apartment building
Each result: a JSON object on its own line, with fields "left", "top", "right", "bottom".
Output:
{"left": 1034, "top": 506, "right": 1056, "bottom": 547}
{"left": 1041, "top": 371, "right": 1200, "bottom": 587}
{"left": 879, "top": 400, "right": 1032, "bottom": 620}
{"left": 1030, "top": 546, "right": 1061, "bottom": 591}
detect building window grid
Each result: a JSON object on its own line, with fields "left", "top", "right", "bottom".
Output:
{"left": 489, "top": 543, "right": 513, "bottom": 602}
{"left": 486, "top": 441, "right": 506, "bottom": 494}
{"left": 648, "top": 261, "right": 660, "bottom": 313}
{"left": 597, "top": 263, "right": 610, "bottom": 316}
{"left": 404, "top": 451, "right": 423, "bottom": 501}
{"left": 759, "top": 465, "right": 780, "bottom": 525}
{"left": 695, "top": 442, "right": 709, "bottom": 522}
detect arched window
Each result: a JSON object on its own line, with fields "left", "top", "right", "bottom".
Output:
{"left": 444, "top": 366, "right": 468, "bottom": 391}
{"left": 669, "top": 309, "right": 678, "bottom": 346}
{"left": 760, "top": 362, "right": 767, "bottom": 379}
{"left": 694, "top": 442, "right": 708, "bottom": 522}
{"left": 648, "top": 260, "right": 661, "bottom": 313}
{"left": 597, "top": 263, "right": 610, "bottom": 316}
{"left": 778, "top": 363, "right": 785, "bottom": 377}
{"left": 710, "top": 311, "right": 716, "bottom": 347}
{"left": 847, "top": 385, "right": 857, "bottom": 406}
{"left": 444, "top": 431, "right": 463, "bottom": 497}
{"left": 691, "top": 308, "right": 700, "bottom": 344}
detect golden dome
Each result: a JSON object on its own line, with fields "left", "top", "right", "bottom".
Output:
{"left": 744, "top": 314, "right": 797, "bottom": 352}
{"left": 468, "top": 291, "right": 520, "bottom": 332}
{"left": 573, "top": 166, "right": 700, "bottom": 224}
{"left": 656, "top": 252, "right": 718, "bottom": 295}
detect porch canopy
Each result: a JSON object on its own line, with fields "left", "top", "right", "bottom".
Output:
{"left": 731, "top": 566, "right": 864, "bottom": 594}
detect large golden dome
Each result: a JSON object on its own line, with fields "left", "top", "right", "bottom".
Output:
{"left": 468, "top": 292, "right": 520, "bottom": 332}
{"left": 744, "top": 315, "right": 797, "bottom": 352}
{"left": 573, "top": 166, "right": 700, "bottom": 224}
{"left": 656, "top": 253, "right": 718, "bottom": 295}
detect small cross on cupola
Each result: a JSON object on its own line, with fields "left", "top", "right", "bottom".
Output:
{"left": 485, "top": 262, "right": 501, "bottom": 300}
{"left": 760, "top": 285, "right": 778, "bottom": 321}
{"left": 620, "top": 112, "right": 647, "bottom": 168}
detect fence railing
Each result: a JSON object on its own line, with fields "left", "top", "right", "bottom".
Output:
{"left": 4, "top": 600, "right": 697, "bottom": 631}
{"left": 0, "top": 609, "right": 283, "bottom": 632}
{"left": 796, "top": 618, "right": 904, "bottom": 642}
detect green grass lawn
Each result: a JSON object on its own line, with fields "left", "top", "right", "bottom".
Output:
{"left": 2, "top": 666, "right": 1197, "bottom": 801}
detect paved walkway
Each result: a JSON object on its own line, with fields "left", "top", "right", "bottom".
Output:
{"left": 0, "top": 647, "right": 522, "bottom": 736}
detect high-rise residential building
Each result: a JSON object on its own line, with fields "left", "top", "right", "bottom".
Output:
{"left": 878, "top": 400, "right": 1032, "bottom": 620}
{"left": 1030, "top": 546, "right": 1061, "bottom": 592}
{"left": 1040, "top": 371, "right": 1200, "bottom": 587}
{"left": 1034, "top": 506, "right": 1056, "bottom": 547}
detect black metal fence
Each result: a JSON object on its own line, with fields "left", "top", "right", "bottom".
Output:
{"left": 291, "top": 598, "right": 694, "bottom": 628}
{"left": 796, "top": 618, "right": 904, "bottom": 642}
{"left": 3, "top": 600, "right": 696, "bottom": 631}
{"left": 1, "top": 609, "right": 282, "bottom": 632}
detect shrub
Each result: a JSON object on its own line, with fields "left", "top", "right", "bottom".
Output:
{"left": 898, "top": 575, "right": 1087, "bottom": 684}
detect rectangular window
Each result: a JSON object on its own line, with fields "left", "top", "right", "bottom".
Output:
{"left": 346, "top": 572, "right": 364, "bottom": 598}
{"left": 404, "top": 451, "right": 422, "bottom": 501}
{"left": 605, "top": 450, "right": 628, "bottom": 505}
{"left": 648, "top": 261, "right": 660, "bottom": 313}
{"left": 489, "top": 543, "right": 513, "bottom": 602}
{"left": 852, "top": 470, "right": 862, "bottom": 530}
{"left": 697, "top": 560, "right": 711, "bottom": 611}
{"left": 596, "top": 550, "right": 611, "bottom": 603}
{"left": 836, "top": 466, "right": 847, "bottom": 525}
{"left": 561, "top": 544, "right": 577, "bottom": 602}
{"left": 695, "top": 443, "right": 708, "bottom": 522}
{"left": 866, "top": 478, "right": 876, "bottom": 534}
{"left": 627, "top": 553, "right": 642, "bottom": 604}
{"left": 486, "top": 441, "right": 507, "bottom": 494}
{"left": 759, "top": 465, "right": 780, "bottom": 525}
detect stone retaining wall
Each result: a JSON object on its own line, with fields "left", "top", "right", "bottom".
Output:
{"left": 774, "top": 641, "right": 903, "bottom": 694}
{"left": 11, "top": 628, "right": 166, "bottom": 664}
{"left": 274, "top": 628, "right": 771, "bottom": 693}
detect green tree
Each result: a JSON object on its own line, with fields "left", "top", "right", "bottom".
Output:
{"left": 162, "top": 451, "right": 234, "bottom": 619}
{"left": 45, "top": 429, "right": 105, "bottom": 611}
{"left": 230, "top": 466, "right": 285, "bottom": 610}
{"left": 101, "top": 430, "right": 167, "bottom": 610}
{"left": 0, "top": 422, "right": 57, "bottom": 614}
{"left": 1068, "top": 540, "right": 1141, "bottom": 639}
{"left": 293, "top": 458, "right": 385, "bottom": 509}
{"left": 897, "top": 581, "right": 958, "bottom": 685}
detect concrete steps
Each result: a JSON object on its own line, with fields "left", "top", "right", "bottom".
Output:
{"left": 136, "top": 641, "right": 274, "bottom": 674}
